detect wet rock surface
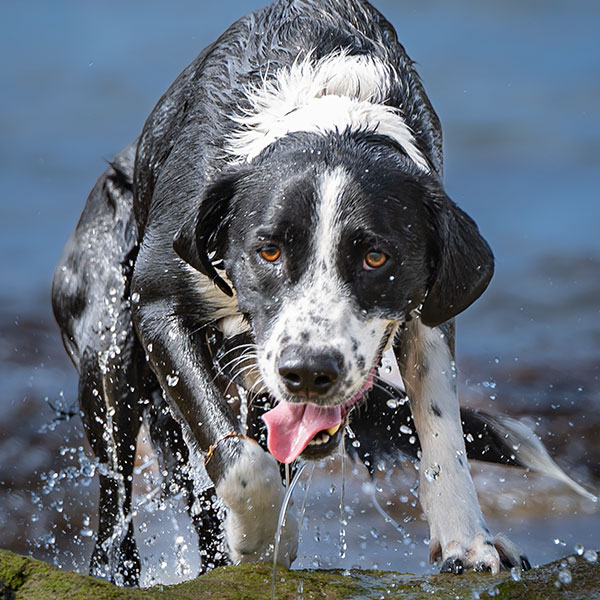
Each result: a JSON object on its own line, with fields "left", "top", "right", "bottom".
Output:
{"left": 1, "top": 549, "right": 599, "bottom": 600}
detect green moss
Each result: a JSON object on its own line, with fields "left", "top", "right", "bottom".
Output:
{"left": 1, "top": 548, "right": 599, "bottom": 600}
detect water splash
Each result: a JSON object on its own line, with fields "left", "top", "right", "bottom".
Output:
{"left": 339, "top": 437, "right": 347, "bottom": 560}
{"left": 297, "top": 463, "right": 316, "bottom": 547}
{"left": 271, "top": 461, "right": 307, "bottom": 600}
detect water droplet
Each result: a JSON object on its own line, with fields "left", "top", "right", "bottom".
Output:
{"left": 583, "top": 549, "right": 598, "bottom": 563}
{"left": 557, "top": 569, "right": 572, "bottom": 585}
{"left": 386, "top": 398, "right": 399, "bottom": 409}
{"left": 400, "top": 425, "right": 412, "bottom": 435}
{"left": 131, "top": 292, "right": 140, "bottom": 304}
{"left": 574, "top": 543, "right": 585, "bottom": 556}
{"left": 510, "top": 566, "right": 522, "bottom": 581}
{"left": 465, "top": 433, "right": 474, "bottom": 443}
{"left": 424, "top": 464, "right": 441, "bottom": 483}
{"left": 166, "top": 374, "right": 179, "bottom": 387}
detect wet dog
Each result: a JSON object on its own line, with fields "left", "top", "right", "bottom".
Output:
{"left": 52, "top": 0, "right": 593, "bottom": 585}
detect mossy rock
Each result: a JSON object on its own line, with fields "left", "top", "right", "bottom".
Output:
{"left": 1, "top": 548, "right": 599, "bottom": 600}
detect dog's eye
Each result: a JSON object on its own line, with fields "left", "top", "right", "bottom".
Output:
{"left": 259, "top": 245, "right": 281, "bottom": 263}
{"left": 364, "top": 250, "right": 388, "bottom": 270}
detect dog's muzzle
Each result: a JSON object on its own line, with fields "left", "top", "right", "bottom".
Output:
{"left": 278, "top": 345, "right": 342, "bottom": 397}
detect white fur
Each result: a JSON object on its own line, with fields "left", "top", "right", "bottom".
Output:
{"left": 402, "top": 320, "right": 501, "bottom": 572}
{"left": 216, "top": 438, "right": 298, "bottom": 566}
{"left": 314, "top": 167, "right": 348, "bottom": 266}
{"left": 227, "top": 52, "right": 430, "bottom": 172}
{"left": 258, "top": 168, "right": 393, "bottom": 404}
{"left": 477, "top": 413, "right": 598, "bottom": 503}
{"left": 183, "top": 264, "right": 240, "bottom": 321}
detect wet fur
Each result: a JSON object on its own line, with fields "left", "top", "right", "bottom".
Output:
{"left": 52, "top": 0, "right": 591, "bottom": 585}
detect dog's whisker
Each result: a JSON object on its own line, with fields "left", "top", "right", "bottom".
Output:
{"left": 229, "top": 364, "right": 261, "bottom": 384}
{"left": 217, "top": 350, "right": 258, "bottom": 374}
{"left": 248, "top": 376, "right": 268, "bottom": 397}
{"left": 215, "top": 343, "right": 257, "bottom": 363}
{"left": 210, "top": 350, "right": 257, "bottom": 384}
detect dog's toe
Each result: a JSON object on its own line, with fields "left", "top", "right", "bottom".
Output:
{"left": 440, "top": 556, "right": 465, "bottom": 574}
{"left": 436, "top": 532, "right": 530, "bottom": 575}
{"left": 437, "top": 534, "right": 503, "bottom": 575}
{"left": 494, "top": 533, "right": 531, "bottom": 571}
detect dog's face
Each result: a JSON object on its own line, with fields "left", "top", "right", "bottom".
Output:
{"left": 175, "top": 133, "right": 493, "bottom": 462}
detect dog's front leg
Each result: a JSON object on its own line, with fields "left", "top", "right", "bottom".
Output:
{"left": 395, "top": 319, "right": 526, "bottom": 573}
{"left": 130, "top": 284, "right": 297, "bottom": 567}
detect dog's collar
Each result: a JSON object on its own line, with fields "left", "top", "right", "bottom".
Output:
{"left": 204, "top": 431, "right": 258, "bottom": 465}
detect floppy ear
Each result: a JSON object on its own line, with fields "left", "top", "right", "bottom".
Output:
{"left": 173, "top": 172, "right": 243, "bottom": 297}
{"left": 420, "top": 193, "right": 494, "bottom": 328}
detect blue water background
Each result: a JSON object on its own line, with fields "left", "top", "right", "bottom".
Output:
{"left": 2, "top": 0, "right": 599, "bottom": 363}
{"left": 0, "top": 0, "right": 598, "bottom": 576}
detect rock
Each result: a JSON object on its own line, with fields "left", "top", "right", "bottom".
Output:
{"left": 1, "top": 548, "right": 599, "bottom": 599}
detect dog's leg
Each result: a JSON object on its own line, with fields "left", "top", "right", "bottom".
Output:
{"left": 130, "top": 278, "right": 298, "bottom": 566}
{"left": 394, "top": 319, "right": 528, "bottom": 573}
{"left": 147, "top": 399, "right": 228, "bottom": 572}
{"left": 52, "top": 143, "right": 146, "bottom": 584}
{"left": 78, "top": 346, "right": 142, "bottom": 585}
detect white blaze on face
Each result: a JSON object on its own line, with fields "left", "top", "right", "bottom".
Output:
{"left": 258, "top": 168, "right": 392, "bottom": 403}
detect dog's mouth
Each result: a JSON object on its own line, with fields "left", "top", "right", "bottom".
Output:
{"left": 261, "top": 365, "right": 377, "bottom": 464}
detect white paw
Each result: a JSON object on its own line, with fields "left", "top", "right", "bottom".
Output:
{"left": 430, "top": 532, "right": 531, "bottom": 575}
{"left": 217, "top": 439, "right": 298, "bottom": 566}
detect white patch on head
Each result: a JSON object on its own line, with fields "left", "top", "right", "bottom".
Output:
{"left": 314, "top": 167, "right": 348, "bottom": 268}
{"left": 228, "top": 51, "right": 430, "bottom": 172}
{"left": 258, "top": 167, "right": 393, "bottom": 404}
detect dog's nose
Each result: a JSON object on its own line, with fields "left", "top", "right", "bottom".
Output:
{"left": 278, "top": 347, "right": 340, "bottom": 396}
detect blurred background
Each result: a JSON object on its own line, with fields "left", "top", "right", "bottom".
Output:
{"left": 0, "top": 0, "right": 598, "bottom": 584}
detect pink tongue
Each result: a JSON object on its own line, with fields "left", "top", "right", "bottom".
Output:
{"left": 262, "top": 402, "right": 343, "bottom": 464}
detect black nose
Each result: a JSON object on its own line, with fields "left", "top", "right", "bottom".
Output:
{"left": 278, "top": 346, "right": 341, "bottom": 396}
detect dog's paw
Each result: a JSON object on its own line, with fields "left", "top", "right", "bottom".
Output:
{"left": 430, "top": 533, "right": 531, "bottom": 575}
{"left": 225, "top": 507, "right": 299, "bottom": 567}
{"left": 217, "top": 439, "right": 299, "bottom": 567}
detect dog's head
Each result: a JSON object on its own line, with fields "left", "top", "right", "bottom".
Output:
{"left": 175, "top": 132, "right": 493, "bottom": 462}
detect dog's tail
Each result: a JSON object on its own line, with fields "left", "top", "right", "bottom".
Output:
{"left": 347, "top": 384, "right": 597, "bottom": 502}
{"left": 461, "top": 408, "right": 598, "bottom": 502}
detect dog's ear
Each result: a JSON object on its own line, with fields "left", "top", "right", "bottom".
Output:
{"left": 420, "top": 192, "right": 494, "bottom": 328}
{"left": 173, "top": 172, "right": 244, "bottom": 298}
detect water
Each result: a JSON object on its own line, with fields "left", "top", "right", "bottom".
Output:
{"left": 271, "top": 462, "right": 307, "bottom": 600}
{"left": 0, "top": 0, "right": 598, "bottom": 586}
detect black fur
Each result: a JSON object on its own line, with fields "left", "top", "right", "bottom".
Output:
{"left": 52, "top": 0, "right": 535, "bottom": 584}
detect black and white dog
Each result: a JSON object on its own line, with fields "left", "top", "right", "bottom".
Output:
{"left": 52, "top": 0, "right": 593, "bottom": 585}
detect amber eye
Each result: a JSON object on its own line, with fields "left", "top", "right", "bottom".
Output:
{"left": 260, "top": 245, "right": 281, "bottom": 262}
{"left": 364, "top": 250, "right": 388, "bottom": 270}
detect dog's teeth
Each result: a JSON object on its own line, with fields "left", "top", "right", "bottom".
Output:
{"left": 308, "top": 432, "right": 331, "bottom": 446}
{"left": 326, "top": 423, "right": 341, "bottom": 436}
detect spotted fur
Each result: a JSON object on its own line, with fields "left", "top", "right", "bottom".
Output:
{"left": 52, "top": 0, "right": 592, "bottom": 585}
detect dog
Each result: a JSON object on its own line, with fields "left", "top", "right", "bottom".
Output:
{"left": 52, "top": 0, "right": 594, "bottom": 586}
